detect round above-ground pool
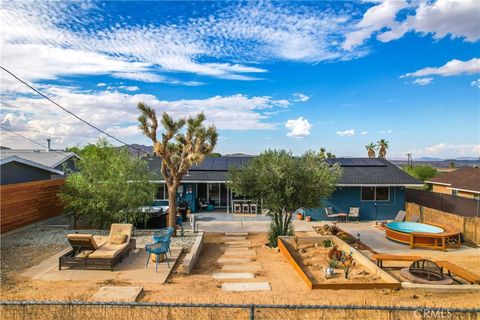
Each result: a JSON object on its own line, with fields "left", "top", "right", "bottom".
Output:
{"left": 385, "top": 221, "right": 444, "bottom": 245}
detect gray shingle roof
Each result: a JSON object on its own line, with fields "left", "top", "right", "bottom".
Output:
{"left": 0, "top": 150, "right": 77, "bottom": 168}
{"left": 148, "top": 156, "right": 422, "bottom": 186}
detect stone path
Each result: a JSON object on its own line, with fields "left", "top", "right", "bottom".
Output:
{"left": 214, "top": 233, "right": 271, "bottom": 292}
{"left": 92, "top": 286, "right": 143, "bottom": 302}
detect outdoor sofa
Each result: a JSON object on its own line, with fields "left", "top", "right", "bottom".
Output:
{"left": 59, "top": 223, "right": 135, "bottom": 271}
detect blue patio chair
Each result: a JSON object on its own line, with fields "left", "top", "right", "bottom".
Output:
{"left": 145, "top": 241, "right": 170, "bottom": 272}
{"left": 153, "top": 227, "right": 174, "bottom": 256}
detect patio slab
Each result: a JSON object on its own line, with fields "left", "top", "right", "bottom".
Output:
{"left": 225, "top": 232, "right": 249, "bottom": 236}
{"left": 221, "top": 236, "right": 247, "bottom": 241}
{"left": 224, "top": 241, "right": 251, "bottom": 246}
{"left": 212, "top": 272, "right": 255, "bottom": 280}
{"left": 223, "top": 251, "right": 256, "bottom": 257}
{"left": 217, "top": 257, "right": 253, "bottom": 264}
{"left": 22, "top": 246, "right": 182, "bottom": 284}
{"left": 92, "top": 286, "right": 143, "bottom": 302}
{"left": 222, "top": 264, "right": 261, "bottom": 272}
{"left": 222, "top": 282, "right": 271, "bottom": 292}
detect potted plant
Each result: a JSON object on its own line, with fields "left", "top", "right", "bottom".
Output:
{"left": 325, "top": 258, "right": 337, "bottom": 278}
{"left": 305, "top": 215, "right": 311, "bottom": 222}
{"left": 295, "top": 208, "right": 305, "bottom": 220}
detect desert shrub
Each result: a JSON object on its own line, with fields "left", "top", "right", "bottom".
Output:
{"left": 330, "top": 225, "right": 340, "bottom": 236}
{"left": 267, "top": 211, "right": 294, "bottom": 247}
{"left": 323, "top": 239, "right": 333, "bottom": 248}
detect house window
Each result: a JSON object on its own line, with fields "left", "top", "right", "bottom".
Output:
{"left": 452, "top": 190, "right": 458, "bottom": 196}
{"left": 361, "top": 187, "right": 390, "bottom": 201}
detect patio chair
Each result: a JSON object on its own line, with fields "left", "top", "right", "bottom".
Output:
{"left": 145, "top": 241, "right": 171, "bottom": 272}
{"left": 348, "top": 207, "right": 360, "bottom": 221}
{"left": 153, "top": 227, "right": 174, "bottom": 256}
{"left": 242, "top": 203, "right": 250, "bottom": 214}
{"left": 325, "top": 207, "right": 347, "bottom": 221}
{"left": 393, "top": 210, "right": 407, "bottom": 222}
{"left": 234, "top": 203, "right": 242, "bottom": 214}
{"left": 250, "top": 203, "right": 258, "bottom": 214}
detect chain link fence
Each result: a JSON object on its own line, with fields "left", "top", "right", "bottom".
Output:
{"left": 1, "top": 301, "right": 478, "bottom": 320}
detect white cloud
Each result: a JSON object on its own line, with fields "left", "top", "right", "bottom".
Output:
{"left": 285, "top": 117, "right": 312, "bottom": 138}
{"left": 471, "top": 79, "right": 480, "bottom": 88}
{"left": 406, "top": 143, "right": 480, "bottom": 158}
{"left": 344, "top": 0, "right": 480, "bottom": 50}
{"left": 97, "top": 83, "right": 107, "bottom": 87}
{"left": 361, "top": 131, "right": 368, "bottom": 135}
{"left": 0, "top": 86, "right": 301, "bottom": 148}
{"left": 118, "top": 86, "right": 140, "bottom": 92}
{"left": 343, "top": 0, "right": 411, "bottom": 50}
{"left": 379, "top": 129, "right": 393, "bottom": 134}
{"left": 412, "top": 77, "right": 433, "bottom": 86}
{"left": 336, "top": 129, "right": 355, "bottom": 137}
{"left": 401, "top": 58, "right": 480, "bottom": 78}
{"left": 293, "top": 93, "right": 310, "bottom": 102}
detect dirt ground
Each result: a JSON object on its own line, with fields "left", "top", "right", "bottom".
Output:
{"left": 2, "top": 232, "right": 480, "bottom": 308}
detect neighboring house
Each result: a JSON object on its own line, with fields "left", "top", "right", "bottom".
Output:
{"left": 147, "top": 156, "right": 422, "bottom": 220}
{"left": 426, "top": 167, "right": 480, "bottom": 200}
{"left": 0, "top": 150, "right": 79, "bottom": 185}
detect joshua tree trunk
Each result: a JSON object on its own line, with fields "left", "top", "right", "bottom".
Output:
{"left": 167, "top": 182, "right": 178, "bottom": 230}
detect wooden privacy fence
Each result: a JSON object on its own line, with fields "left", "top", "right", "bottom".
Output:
{"left": 406, "top": 202, "right": 480, "bottom": 246}
{"left": 405, "top": 188, "right": 479, "bottom": 217}
{"left": 0, "top": 179, "right": 65, "bottom": 233}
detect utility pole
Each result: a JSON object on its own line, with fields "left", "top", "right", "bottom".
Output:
{"left": 406, "top": 153, "right": 413, "bottom": 167}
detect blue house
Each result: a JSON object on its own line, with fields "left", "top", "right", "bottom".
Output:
{"left": 147, "top": 156, "right": 422, "bottom": 220}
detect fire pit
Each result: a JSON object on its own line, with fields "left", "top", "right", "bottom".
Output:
{"left": 400, "top": 260, "right": 453, "bottom": 285}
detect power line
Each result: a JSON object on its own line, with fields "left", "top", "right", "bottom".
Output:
{"left": 0, "top": 125, "right": 47, "bottom": 149}
{"left": 1, "top": 66, "right": 148, "bottom": 155}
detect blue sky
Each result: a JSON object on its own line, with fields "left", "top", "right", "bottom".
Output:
{"left": 1, "top": 0, "right": 479, "bottom": 158}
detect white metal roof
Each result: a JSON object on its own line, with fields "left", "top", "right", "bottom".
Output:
{"left": 0, "top": 150, "right": 78, "bottom": 168}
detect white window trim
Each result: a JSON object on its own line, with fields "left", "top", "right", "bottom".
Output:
{"left": 361, "top": 187, "right": 390, "bottom": 202}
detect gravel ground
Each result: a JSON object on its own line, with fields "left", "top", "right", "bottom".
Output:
{"left": 1, "top": 225, "right": 197, "bottom": 289}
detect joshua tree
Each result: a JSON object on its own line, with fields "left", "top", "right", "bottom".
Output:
{"left": 137, "top": 103, "right": 218, "bottom": 234}
{"left": 377, "top": 139, "right": 389, "bottom": 159}
{"left": 365, "top": 143, "right": 376, "bottom": 158}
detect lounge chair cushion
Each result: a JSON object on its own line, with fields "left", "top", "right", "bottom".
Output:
{"left": 108, "top": 224, "right": 133, "bottom": 244}
{"left": 89, "top": 243, "right": 129, "bottom": 259}
{"left": 93, "top": 235, "right": 108, "bottom": 248}
{"left": 110, "top": 233, "right": 128, "bottom": 245}
{"left": 67, "top": 234, "right": 101, "bottom": 250}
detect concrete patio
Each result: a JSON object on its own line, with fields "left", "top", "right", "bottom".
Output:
{"left": 22, "top": 246, "right": 182, "bottom": 284}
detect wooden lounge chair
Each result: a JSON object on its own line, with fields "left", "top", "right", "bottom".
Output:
{"left": 435, "top": 261, "right": 480, "bottom": 284}
{"left": 59, "top": 224, "right": 135, "bottom": 271}
{"left": 393, "top": 210, "right": 406, "bottom": 222}
{"left": 372, "top": 254, "right": 423, "bottom": 268}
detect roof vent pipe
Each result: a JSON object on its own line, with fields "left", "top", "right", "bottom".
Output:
{"left": 46, "top": 139, "right": 51, "bottom": 152}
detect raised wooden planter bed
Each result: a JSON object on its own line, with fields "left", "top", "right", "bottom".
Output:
{"left": 278, "top": 236, "right": 400, "bottom": 290}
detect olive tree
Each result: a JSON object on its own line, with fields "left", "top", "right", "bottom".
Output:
{"left": 228, "top": 150, "right": 342, "bottom": 247}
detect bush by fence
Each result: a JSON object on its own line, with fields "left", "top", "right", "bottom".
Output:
{"left": 1, "top": 301, "right": 479, "bottom": 320}
{"left": 405, "top": 188, "right": 479, "bottom": 217}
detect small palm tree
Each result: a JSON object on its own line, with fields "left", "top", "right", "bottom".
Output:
{"left": 137, "top": 103, "right": 218, "bottom": 234}
{"left": 377, "top": 139, "right": 389, "bottom": 159}
{"left": 365, "top": 143, "right": 376, "bottom": 158}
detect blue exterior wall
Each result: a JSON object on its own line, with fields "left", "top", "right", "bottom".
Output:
{"left": 305, "top": 186, "right": 406, "bottom": 221}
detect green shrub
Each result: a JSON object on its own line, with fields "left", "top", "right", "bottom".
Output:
{"left": 323, "top": 239, "right": 333, "bottom": 248}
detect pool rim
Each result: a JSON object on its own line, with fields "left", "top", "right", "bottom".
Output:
{"left": 385, "top": 222, "right": 445, "bottom": 246}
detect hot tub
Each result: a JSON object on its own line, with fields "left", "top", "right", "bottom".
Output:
{"left": 385, "top": 221, "right": 444, "bottom": 245}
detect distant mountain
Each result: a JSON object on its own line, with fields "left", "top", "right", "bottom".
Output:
{"left": 455, "top": 157, "right": 480, "bottom": 161}
{"left": 414, "top": 157, "right": 444, "bottom": 161}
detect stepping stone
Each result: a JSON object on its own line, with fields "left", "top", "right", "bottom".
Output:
{"left": 223, "top": 250, "right": 256, "bottom": 257}
{"left": 212, "top": 272, "right": 255, "bottom": 280}
{"left": 222, "top": 264, "right": 261, "bottom": 272}
{"left": 222, "top": 282, "right": 271, "bottom": 292}
{"left": 222, "top": 236, "right": 247, "bottom": 241}
{"left": 92, "top": 286, "right": 143, "bottom": 302}
{"left": 225, "top": 232, "right": 248, "bottom": 236}
{"left": 224, "top": 241, "right": 251, "bottom": 246}
{"left": 217, "top": 257, "right": 253, "bottom": 264}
